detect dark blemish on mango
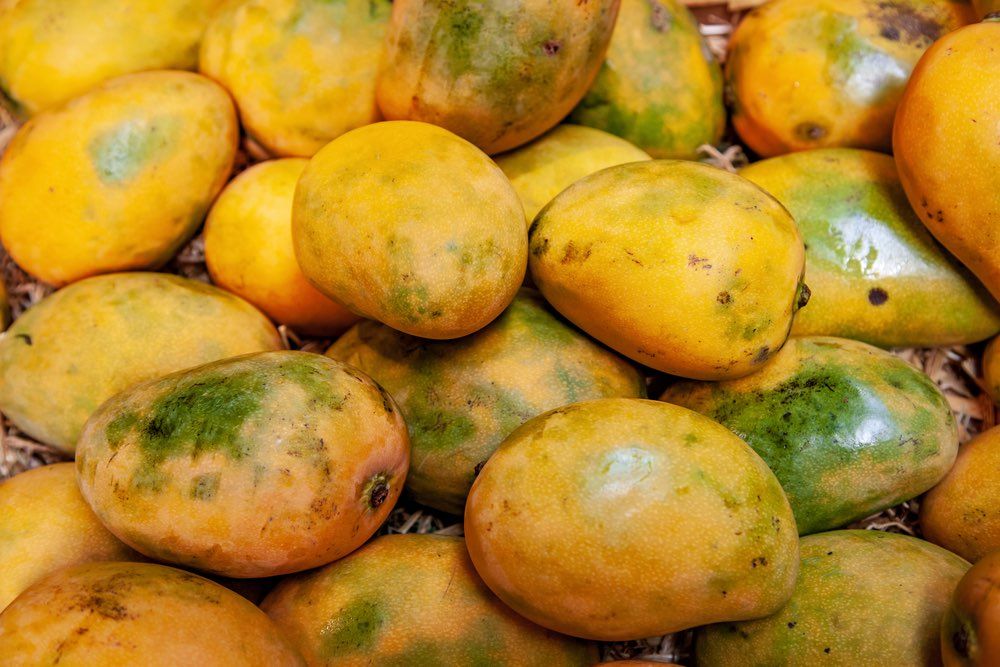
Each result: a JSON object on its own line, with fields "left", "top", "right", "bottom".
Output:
{"left": 321, "top": 598, "right": 385, "bottom": 657}
{"left": 531, "top": 236, "right": 550, "bottom": 258}
{"left": 750, "top": 556, "right": 768, "bottom": 568}
{"left": 542, "top": 40, "right": 561, "bottom": 56}
{"left": 794, "top": 122, "right": 827, "bottom": 142}
{"left": 868, "top": 287, "right": 888, "bottom": 306}
{"left": 787, "top": 621, "right": 797, "bottom": 629}
{"left": 688, "top": 254, "right": 712, "bottom": 270}
{"left": 362, "top": 473, "right": 392, "bottom": 511}
{"left": 880, "top": 26, "right": 900, "bottom": 41}
{"left": 648, "top": 0, "right": 673, "bottom": 32}
{"left": 796, "top": 283, "right": 811, "bottom": 310}
{"left": 561, "top": 242, "right": 592, "bottom": 264}
{"left": 753, "top": 346, "right": 771, "bottom": 364}
{"left": 474, "top": 460, "right": 487, "bottom": 477}
{"left": 14, "top": 333, "right": 32, "bottom": 345}
{"left": 624, "top": 249, "right": 644, "bottom": 266}
{"left": 717, "top": 291, "right": 732, "bottom": 305}
{"left": 871, "top": 2, "right": 941, "bottom": 44}
{"left": 190, "top": 473, "right": 221, "bottom": 500}
{"left": 953, "top": 626, "right": 970, "bottom": 658}
{"left": 376, "top": 384, "right": 395, "bottom": 415}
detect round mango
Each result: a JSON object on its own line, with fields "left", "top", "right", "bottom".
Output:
{"left": 263, "top": 534, "right": 597, "bottom": 665}
{"left": 495, "top": 125, "right": 650, "bottom": 223}
{"left": 569, "top": 0, "right": 724, "bottom": 159}
{"left": 922, "top": 425, "right": 1000, "bottom": 562}
{"left": 942, "top": 550, "right": 1000, "bottom": 666}
{"left": 76, "top": 351, "right": 409, "bottom": 578}
{"left": 528, "top": 160, "right": 806, "bottom": 380}
{"left": 0, "top": 0, "right": 225, "bottom": 116}
{"left": 465, "top": 398, "right": 799, "bottom": 641}
{"left": 0, "top": 272, "right": 281, "bottom": 453}
{"left": 741, "top": 148, "right": 1000, "bottom": 347}
{"left": 0, "top": 463, "right": 137, "bottom": 611}
{"left": 204, "top": 159, "right": 359, "bottom": 336}
{"left": 727, "top": 0, "right": 974, "bottom": 157}
{"left": 327, "top": 290, "right": 646, "bottom": 514}
{"left": 293, "top": 121, "right": 526, "bottom": 339}
{"left": 0, "top": 70, "right": 238, "bottom": 286}
{"left": 0, "top": 562, "right": 304, "bottom": 665}
{"left": 376, "top": 0, "right": 619, "bottom": 154}
{"left": 894, "top": 19, "right": 1000, "bottom": 301}
{"left": 663, "top": 336, "right": 958, "bottom": 535}
{"left": 200, "top": 0, "right": 390, "bottom": 157}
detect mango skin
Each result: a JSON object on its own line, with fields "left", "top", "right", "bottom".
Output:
{"left": 741, "top": 149, "right": 1000, "bottom": 347}
{"left": 76, "top": 351, "right": 409, "bottom": 578}
{"left": 528, "top": 160, "right": 806, "bottom": 380}
{"left": 200, "top": 0, "right": 390, "bottom": 157}
{"left": 942, "top": 550, "right": 1000, "bottom": 666}
{"left": 495, "top": 125, "right": 650, "bottom": 223}
{"left": 696, "top": 530, "right": 970, "bottom": 666}
{"left": 205, "top": 159, "right": 360, "bottom": 336}
{"left": 569, "top": 0, "right": 725, "bottom": 159}
{"left": 327, "top": 290, "right": 646, "bottom": 514}
{"left": 0, "top": 463, "right": 138, "bottom": 611}
{"left": 984, "top": 338, "right": 1000, "bottom": 404}
{"left": 0, "top": 272, "right": 281, "bottom": 453}
{"left": 663, "top": 336, "right": 958, "bottom": 535}
{"left": 0, "top": 70, "right": 238, "bottom": 286}
{"left": 376, "top": 0, "right": 619, "bottom": 155}
{"left": 727, "top": 0, "right": 974, "bottom": 157}
{"left": 293, "top": 121, "right": 526, "bottom": 339}
{"left": 922, "top": 426, "right": 1000, "bottom": 563}
{"left": 465, "top": 398, "right": 799, "bottom": 641}
{"left": 263, "top": 534, "right": 597, "bottom": 666}
{"left": 0, "top": 562, "right": 304, "bottom": 666}
{"left": 894, "top": 20, "right": 1000, "bottom": 302}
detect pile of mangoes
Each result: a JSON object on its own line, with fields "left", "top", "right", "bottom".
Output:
{"left": 0, "top": 0, "right": 998, "bottom": 665}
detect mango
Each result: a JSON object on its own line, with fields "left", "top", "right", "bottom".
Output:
{"left": 663, "top": 336, "right": 957, "bottom": 535}
{"left": 495, "top": 125, "right": 650, "bottom": 223}
{"left": 528, "top": 160, "right": 806, "bottom": 380}
{"left": 465, "top": 398, "right": 799, "bottom": 641}
{"left": 0, "top": 463, "right": 137, "bottom": 611}
{"left": 204, "top": 159, "right": 359, "bottom": 336}
{"left": 0, "top": 272, "right": 280, "bottom": 453}
{"left": 327, "top": 290, "right": 645, "bottom": 514}
{"left": 200, "top": 0, "right": 390, "bottom": 157}
{"left": 263, "top": 534, "right": 597, "bottom": 665}
{"left": 76, "top": 351, "right": 408, "bottom": 578}
{"left": 894, "top": 19, "right": 1000, "bottom": 301}
{"left": 984, "top": 338, "right": 1000, "bottom": 403}
{"left": 727, "top": 0, "right": 974, "bottom": 157}
{"left": 569, "top": 0, "right": 724, "bottom": 159}
{"left": 942, "top": 550, "right": 1000, "bottom": 666}
{"left": 696, "top": 530, "right": 970, "bottom": 666}
{"left": 922, "top": 426, "right": 1000, "bottom": 562}
{"left": 293, "top": 121, "right": 526, "bottom": 339}
{"left": 0, "top": 70, "right": 238, "bottom": 286}
{"left": 0, "top": 562, "right": 304, "bottom": 665}
{"left": 376, "top": 0, "right": 619, "bottom": 154}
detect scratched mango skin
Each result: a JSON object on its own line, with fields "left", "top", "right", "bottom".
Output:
{"left": 696, "top": 531, "right": 970, "bottom": 666}
{"left": 528, "top": 160, "right": 807, "bottom": 380}
{"left": 740, "top": 149, "right": 1000, "bottom": 347}
{"left": 76, "top": 351, "right": 409, "bottom": 578}
{"left": 0, "top": 273, "right": 281, "bottom": 453}
{"left": 941, "top": 550, "right": 1000, "bottom": 667}
{"left": 0, "top": 71, "right": 238, "bottom": 286}
{"left": 376, "top": 0, "right": 619, "bottom": 154}
{"left": 727, "top": 0, "right": 975, "bottom": 157}
{"left": 465, "top": 399, "right": 799, "bottom": 641}
{"left": 663, "top": 336, "right": 958, "bottom": 536}
{"left": 200, "top": 0, "right": 390, "bottom": 157}
{"left": 263, "top": 535, "right": 597, "bottom": 666}
{"left": 293, "top": 121, "right": 526, "bottom": 339}
{"left": 0, "top": 562, "right": 304, "bottom": 666}
{"left": 569, "top": 0, "right": 725, "bottom": 159}
{"left": 327, "top": 290, "right": 646, "bottom": 514}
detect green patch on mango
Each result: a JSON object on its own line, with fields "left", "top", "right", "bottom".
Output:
{"left": 88, "top": 117, "right": 179, "bottom": 185}
{"left": 321, "top": 597, "right": 386, "bottom": 657}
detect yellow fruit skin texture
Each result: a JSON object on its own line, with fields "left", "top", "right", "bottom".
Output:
{"left": 528, "top": 160, "right": 805, "bottom": 380}
{"left": 376, "top": 0, "right": 619, "bottom": 155}
{"left": 0, "top": 0, "right": 226, "bottom": 115}
{"left": 263, "top": 534, "right": 598, "bottom": 666}
{"left": 495, "top": 125, "right": 650, "bottom": 223}
{"left": 0, "top": 463, "right": 138, "bottom": 612}
{"left": 696, "top": 530, "right": 970, "bottom": 666}
{"left": 200, "top": 0, "right": 390, "bottom": 157}
{"left": 327, "top": 290, "right": 646, "bottom": 514}
{"left": 740, "top": 148, "right": 1000, "bottom": 347}
{"left": 0, "top": 562, "right": 304, "bottom": 666}
{"left": 894, "top": 20, "right": 1000, "bottom": 301}
{"left": 76, "top": 351, "right": 409, "bottom": 578}
{"left": 293, "top": 121, "right": 527, "bottom": 339}
{"left": 569, "top": 0, "right": 725, "bottom": 159}
{"left": 0, "top": 70, "right": 238, "bottom": 286}
{"left": 941, "top": 550, "right": 1000, "bottom": 667}
{"left": 727, "top": 0, "right": 974, "bottom": 157}
{"left": 922, "top": 426, "right": 1000, "bottom": 563}
{"left": 465, "top": 398, "right": 799, "bottom": 641}
{"left": 205, "top": 159, "right": 360, "bottom": 336}
{"left": 0, "top": 272, "right": 281, "bottom": 453}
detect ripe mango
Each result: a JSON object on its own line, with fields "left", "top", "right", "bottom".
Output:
{"left": 942, "top": 550, "right": 1000, "bottom": 666}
